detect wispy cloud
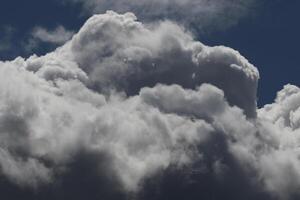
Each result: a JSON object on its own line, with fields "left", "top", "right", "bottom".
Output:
{"left": 63, "top": 0, "right": 259, "bottom": 32}
{"left": 0, "top": 26, "right": 18, "bottom": 57}
{"left": 31, "top": 26, "right": 74, "bottom": 45}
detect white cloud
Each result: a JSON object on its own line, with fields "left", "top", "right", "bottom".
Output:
{"left": 0, "top": 11, "right": 299, "bottom": 199}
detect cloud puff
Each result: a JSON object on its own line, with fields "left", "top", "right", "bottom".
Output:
{"left": 31, "top": 26, "right": 74, "bottom": 45}
{"left": 0, "top": 11, "right": 299, "bottom": 200}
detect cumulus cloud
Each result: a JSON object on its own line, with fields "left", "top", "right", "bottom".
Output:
{"left": 22, "top": 11, "right": 258, "bottom": 117}
{"left": 62, "top": 0, "right": 259, "bottom": 32}
{"left": 0, "top": 11, "right": 299, "bottom": 200}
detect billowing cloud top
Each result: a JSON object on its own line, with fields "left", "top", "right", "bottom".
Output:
{"left": 0, "top": 11, "right": 299, "bottom": 200}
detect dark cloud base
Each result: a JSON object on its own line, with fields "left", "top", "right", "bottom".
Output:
{"left": 1, "top": 134, "right": 298, "bottom": 200}
{"left": 0, "top": 163, "right": 289, "bottom": 200}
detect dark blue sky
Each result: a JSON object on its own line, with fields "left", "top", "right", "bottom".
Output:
{"left": 0, "top": 0, "right": 299, "bottom": 106}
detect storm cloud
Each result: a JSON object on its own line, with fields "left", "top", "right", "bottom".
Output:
{"left": 0, "top": 11, "right": 299, "bottom": 200}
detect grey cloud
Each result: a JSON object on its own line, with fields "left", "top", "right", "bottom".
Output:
{"left": 259, "top": 84, "right": 300, "bottom": 129}
{"left": 0, "top": 11, "right": 299, "bottom": 200}
{"left": 71, "top": 11, "right": 259, "bottom": 118}
{"left": 256, "top": 85, "right": 300, "bottom": 198}
{"left": 23, "top": 11, "right": 258, "bottom": 117}
{"left": 140, "top": 83, "right": 227, "bottom": 120}
{"left": 0, "top": 149, "right": 51, "bottom": 187}
{"left": 0, "top": 60, "right": 216, "bottom": 191}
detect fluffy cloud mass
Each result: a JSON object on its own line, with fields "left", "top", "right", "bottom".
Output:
{"left": 0, "top": 11, "right": 299, "bottom": 200}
